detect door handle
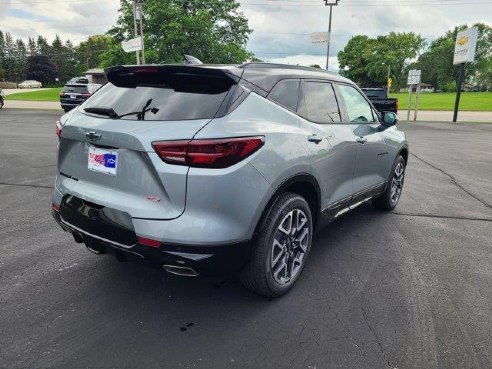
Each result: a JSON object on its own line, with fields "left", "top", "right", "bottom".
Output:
{"left": 356, "top": 137, "right": 367, "bottom": 144}
{"left": 308, "top": 134, "right": 322, "bottom": 144}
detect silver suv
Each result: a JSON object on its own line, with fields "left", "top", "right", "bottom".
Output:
{"left": 52, "top": 63, "right": 408, "bottom": 297}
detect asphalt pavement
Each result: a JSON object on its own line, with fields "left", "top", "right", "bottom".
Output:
{"left": 1, "top": 109, "right": 491, "bottom": 369}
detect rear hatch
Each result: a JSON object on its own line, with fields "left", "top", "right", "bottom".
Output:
{"left": 57, "top": 65, "right": 241, "bottom": 219}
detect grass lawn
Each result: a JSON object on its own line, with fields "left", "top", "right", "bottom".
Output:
{"left": 6, "top": 88, "right": 62, "bottom": 102}
{"left": 390, "top": 92, "right": 492, "bottom": 111}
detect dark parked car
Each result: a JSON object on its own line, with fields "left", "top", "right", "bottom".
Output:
{"left": 60, "top": 83, "right": 101, "bottom": 112}
{"left": 361, "top": 88, "right": 398, "bottom": 114}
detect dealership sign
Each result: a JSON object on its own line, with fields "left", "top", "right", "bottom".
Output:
{"left": 453, "top": 27, "right": 478, "bottom": 65}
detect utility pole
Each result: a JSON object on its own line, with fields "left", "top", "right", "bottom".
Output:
{"left": 387, "top": 64, "right": 391, "bottom": 94}
{"left": 323, "top": 1, "right": 340, "bottom": 71}
{"left": 138, "top": 1, "right": 145, "bottom": 64}
{"left": 133, "top": 1, "right": 140, "bottom": 65}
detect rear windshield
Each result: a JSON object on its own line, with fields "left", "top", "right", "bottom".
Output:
{"left": 362, "top": 89, "right": 387, "bottom": 99}
{"left": 63, "top": 85, "right": 89, "bottom": 93}
{"left": 82, "top": 78, "right": 231, "bottom": 121}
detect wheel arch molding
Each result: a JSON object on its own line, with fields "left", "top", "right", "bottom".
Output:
{"left": 254, "top": 173, "right": 322, "bottom": 236}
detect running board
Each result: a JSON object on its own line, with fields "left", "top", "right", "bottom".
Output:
{"left": 334, "top": 197, "right": 373, "bottom": 219}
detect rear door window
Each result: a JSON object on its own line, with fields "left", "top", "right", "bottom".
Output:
{"left": 268, "top": 79, "right": 300, "bottom": 112}
{"left": 338, "top": 85, "right": 377, "bottom": 123}
{"left": 82, "top": 78, "right": 231, "bottom": 121}
{"left": 300, "top": 81, "right": 341, "bottom": 123}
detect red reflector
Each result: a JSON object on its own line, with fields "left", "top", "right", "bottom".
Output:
{"left": 152, "top": 136, "right": 265, "bottom": 169}
{"left": 56, "top": 121, "right": 62, "bottom": 139}
{"left": 52, "top": 203, "right": 60, "bottom": 213}
{"left": 137, "top": 236, "right": 161, "bottom": 248}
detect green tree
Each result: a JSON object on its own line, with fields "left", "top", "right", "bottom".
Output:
{"left": 12, "top": 39, "right": 27, "bottom": 82}
{"left": 25, "top": 55, "right": 58, "bottom": 84}
{"left": 37, "top": 36, "right": 50, "bottom": 56}
{"left": 338, "top": 33, "right": 424, "bottom": 89}
{"left": 76, "top": 35, "right": 114, "bottom": 69}
{"left": 27, "top": 37, "right": 37, "bottom": 56}
{"left": 3, "top": 32, "right": 16, "bottom": 82}
{"left": 101, "top": 0, "right": 252, "bottom": 66}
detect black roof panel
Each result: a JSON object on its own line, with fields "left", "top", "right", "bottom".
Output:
{"left": 238, "top": 62, "right": 353, "bottom": 93}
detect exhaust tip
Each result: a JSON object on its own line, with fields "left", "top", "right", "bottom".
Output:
{"left": 163, "top": 265, "right": 199, "bottom": 277}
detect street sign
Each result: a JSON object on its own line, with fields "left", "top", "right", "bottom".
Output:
{"left": 407, "top": 70, "right": 421, "bottom": 85}
{"left": 453, "top": 27, "right": 478, "bottom": 65}
{"left": 122, "top": 37, "right": 142, "bottom": 53}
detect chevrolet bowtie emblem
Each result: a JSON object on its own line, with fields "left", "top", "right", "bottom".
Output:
{"left": 86, "top": 131, "right": 102, "bottom": 141}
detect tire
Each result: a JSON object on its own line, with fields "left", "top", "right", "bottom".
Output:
{"left": 372, "top": 155, "right": 406, "bottom": 211}
{"left": 240, "top": 192, "right": 313, "bottom": 298}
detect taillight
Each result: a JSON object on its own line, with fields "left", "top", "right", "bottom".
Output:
{"left": 55, "top": 120, "right": 62, "bottom": 139}
{"left": 395, "top": 99, "right": 399, "bottom": 112}
{"left": 152, "top": 136, "right": 265, "bottom": 169}
{"left": 81, "top": 93, "right": 91, "bottom": 98}
{"left": 59, "top": 92, "right": 65, "bottom": 97}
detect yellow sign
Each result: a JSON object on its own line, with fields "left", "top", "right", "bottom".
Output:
{"left": 388, "top": 78, "right": 393, "bottom": 88}
{"left": 457, "top": 36, "right": 469, "bottom": 46}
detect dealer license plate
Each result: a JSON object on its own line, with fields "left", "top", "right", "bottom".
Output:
{"left": 88, "top": 146, "right": 118, "bottom": 176}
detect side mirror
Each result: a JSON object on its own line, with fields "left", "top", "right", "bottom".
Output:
{"left": 381, "top": 111, "right": 398, "bottom": 126}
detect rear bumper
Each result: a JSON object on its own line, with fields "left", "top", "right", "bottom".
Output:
{"left": 52, "top": 209, "right": 253, "bottom": 277}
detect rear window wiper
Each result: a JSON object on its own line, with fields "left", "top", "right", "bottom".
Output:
{"left": 84, "top": 107, "right": 118, "bottom": 118}
{"left": 84, "top": 99, "right": 159, "bottom": 121}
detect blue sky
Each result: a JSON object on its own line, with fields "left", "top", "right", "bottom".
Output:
{"left": 1, "top": 0, "right": 491, "bottom": 70}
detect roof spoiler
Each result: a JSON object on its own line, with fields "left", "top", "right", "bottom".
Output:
{"left": 105, "top": 65, "right": 242, "bottom": 89}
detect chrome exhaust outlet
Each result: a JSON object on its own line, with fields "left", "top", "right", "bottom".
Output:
{"left": 86, "top": 245, "right": 103, "bottom": 255}
{"left": 163, "top": 265, "right": 199, "bottom": 277}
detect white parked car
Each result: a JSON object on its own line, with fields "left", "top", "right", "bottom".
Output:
{"left": 18, "top": 80, "right": 43, "bottom": 89}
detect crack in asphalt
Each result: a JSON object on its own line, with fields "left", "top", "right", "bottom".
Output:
{"left": 0, "top": 182, "right": 52, "bottom": 189}
{"left": 392, "top": 212, "right": 492, "bottom": 222}
{"left": 411, "top": 153, "right": 492, "bottom": 210}
{"left": 360, "top": 300, "right": 393, "bottom": 368}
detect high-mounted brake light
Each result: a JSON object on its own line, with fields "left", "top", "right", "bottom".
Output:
{"left": 55, "top": 121, "right": 62, "bottom": 139}
{"left": 152, "top": 136, "right": 265, "bottom": 169}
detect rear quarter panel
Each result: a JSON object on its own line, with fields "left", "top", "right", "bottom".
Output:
{"left": 191, "top": 93, "right": 312, "bottom": 240}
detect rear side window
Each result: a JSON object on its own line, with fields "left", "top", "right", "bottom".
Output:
{"left": 301, "top": 82, "right": 341, "bottom": 123}
{"left": 63, "top": 85, "right": 89, "bottom": 94}
{"left": 338, "top": 85, "right": 377, "bottom": 123}
{"left": 268, "top": 79, "right": 300, "bottom": 112}
{"left": 82, "top": 75, "right": 232, "bottom": 121}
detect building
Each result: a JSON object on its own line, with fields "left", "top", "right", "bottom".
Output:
{"left": 84, "top": 69, "right": 107, "bottom": 85}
